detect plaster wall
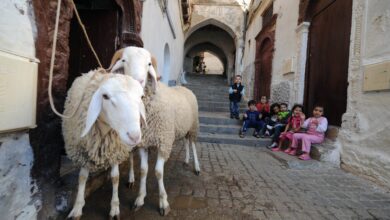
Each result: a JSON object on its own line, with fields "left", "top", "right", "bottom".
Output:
{"left": 0, "top": 0, "right": 36, "bottom": 58}
{"left": 270, "top": 0, "right": 300, "bottom": 105}
{"left": 0, "top": 1, "right": 40, "bottom": 218}
{"left": 339, "top": 0, "right": 390, "bottom": 188}
{"left": 141, "top": 0, "right": 185, "bottom": 84}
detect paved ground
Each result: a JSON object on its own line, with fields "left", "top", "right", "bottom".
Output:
{"left": 64, "top": 141, "right": 390, "bottom": 220}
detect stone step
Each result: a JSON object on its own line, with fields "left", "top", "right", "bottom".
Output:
{"left": 198, "top": 106, "right": 231, "bottom": 113}
{"left": 199, "top": 111, "right": 242, "bottom": 125}
{"left": 197, "top": 132, "right": 269, "bottom": 147}
{"left": 200, "top": 123, "right": 242, "bottom": 135}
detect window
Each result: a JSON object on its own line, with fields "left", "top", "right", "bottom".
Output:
{"left": 262, "top": 3, "right": 273, "bottom": 27}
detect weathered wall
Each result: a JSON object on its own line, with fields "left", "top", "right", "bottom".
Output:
{"left": 339, "top": 0, "right": 390, "bottom": 188}
{"left": 270, "top": 0, "right": 299, "bottom": 105}
{"left": 241, "top": 0, "right": 299, "bottom": 104}
{"left": 141, "top": 0, "right": 185, "bottom": 85}
{"left": 203, "top": 52, "right": 224, "bottom": 74}
{"left": 0, "top": 0, "right": 40, "bottom": 218}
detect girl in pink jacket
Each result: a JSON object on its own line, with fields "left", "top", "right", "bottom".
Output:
{"left": 288, "top": 105, "right": 328, "bottom": 160}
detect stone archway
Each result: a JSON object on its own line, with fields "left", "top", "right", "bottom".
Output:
{"left": 184, "top": 22, "right": 236, "bottom": 80}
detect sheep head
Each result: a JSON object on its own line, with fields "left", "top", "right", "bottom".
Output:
{"left": 108, "top": 46, "right": 158, "bottom": 93}
{"left": 81, "top": 74, "right": 146, "bottom": 148}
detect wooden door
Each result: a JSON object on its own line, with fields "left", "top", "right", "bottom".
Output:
{"left": 67, "top": 2, "right": 120, "bottom": 89}
{"left": 305, "top": 0, "right": 352, "bottom": 126}
{"left": 255, "top": 38, "right": 273, "bottom": 100}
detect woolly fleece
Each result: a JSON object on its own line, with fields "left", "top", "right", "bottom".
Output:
{"left": 62, "top": 69, "right": 130, "bottom": 172}
{"left": 141, "top": 82, "right": 199, "bottom": 160}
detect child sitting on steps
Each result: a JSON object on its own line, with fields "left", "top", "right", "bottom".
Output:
{"left": 272, "top": 104, "right": 305, "bottom": 152}
{"left": 239, "top": 100, "right": 264, "bottom": 138}
{"left": 289, "top": 104, "right": 328, "bottom": 160}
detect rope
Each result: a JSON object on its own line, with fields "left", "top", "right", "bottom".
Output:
{"left": 48, "top": 0, "right": 104, "bottom": 118}
{"left": 69, "top": 0, "right": 103, "bottom": 68}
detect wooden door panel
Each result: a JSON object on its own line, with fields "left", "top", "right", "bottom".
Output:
{"left": 305, "top": 0, "right": 352, "bottom": 126}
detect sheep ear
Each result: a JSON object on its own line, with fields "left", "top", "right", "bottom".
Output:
{"left": 140, "top": 102, "right": 147, "bottom": 127}
{"left": 81, "top": 88, "right": 103, "bottom": 137}
{"left": 148, "top": 56, "right": 158, "bottom": 92}
{"left": 107, "top": 48, "right": 124, "bottom": 71}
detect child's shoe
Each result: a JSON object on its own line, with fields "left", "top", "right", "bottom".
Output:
{"left": 265, "top": 130, "right": 270, "bottom": 136}
{"left": 284, "top": 148, "right": 292, "bottom": 154}
{"left": 266, "top": 125, "right": 273, "bottom": 130}
{"left": 288, "top": 148, "right": 297, "bottom": 156}
{"left": 239, "top": 131, "right": 245, "bottom": 138}
{"left": 298, "top": 153, "right": 311, "bottom": 160}
{"left": 267, "top": 142, "right": 277, "bottom": 149}
{"left": 271, "top": 147, "right": 281, "bottom": 152}
{"left": 253, "top": 132, "right": 260, "bottom": 138}
{"left": 235, "top": 115, "right": 240, "bottom": 120}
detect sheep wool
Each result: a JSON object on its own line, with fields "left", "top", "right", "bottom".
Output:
{"left": 141, "top": 82, "right": 199, "bottom": 160}
{"left": 62, "top": 69, "right": 130, "bottom": 172}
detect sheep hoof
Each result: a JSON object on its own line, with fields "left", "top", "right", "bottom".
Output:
{"left": 126, "top": 182, "right": 134, "bottom": 189}
{"left": 133, "top": 204, "right": 142, "bottom": 212}
{"left": 183, "top": 162, "right": 189, "bottom": 167}
{"left": 194, "top": 170, "right": 200, "bottom": 176}
{"left": 109, "top": 214, "right": 120, "bottom": 220}
{"left": 159, "top": 206, "right": 171, "bottom": 216}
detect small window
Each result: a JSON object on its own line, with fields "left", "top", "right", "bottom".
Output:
{"left": 262, "top": 3, "right": 273, "bottom": 26}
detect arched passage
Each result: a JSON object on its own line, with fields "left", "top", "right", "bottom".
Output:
{"left": 184, "top": 22, "right": 236, "bottom": 80}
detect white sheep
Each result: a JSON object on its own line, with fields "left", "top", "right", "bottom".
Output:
{"left": 62, "top": 69, "right": 146, "bottom": 219}
{"left": 109, "top": 47, "right": 200, "bottom": 216}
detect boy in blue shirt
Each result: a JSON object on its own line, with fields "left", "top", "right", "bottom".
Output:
{"left": 239, "top": 100, "right": 264, "bottom": 138}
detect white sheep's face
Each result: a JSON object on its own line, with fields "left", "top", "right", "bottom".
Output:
{"left": 110, "top": 47, "right": 157, "bottom": 91}
{"left": 82, "top": 74, "right": 146, "bottom": 148}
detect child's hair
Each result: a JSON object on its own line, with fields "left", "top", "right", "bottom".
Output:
{"left": 291, "top": 104, "right": 304, "bottom": 112}
{"left": 248, "top": 100, "right": 256, "bottom": 106}
{"left": 235, "top": 75, "right": 242, "bottom": 79}
{"left": 280, "top": 103, "right": 288, "bottom": 108}
{"left": 270, "top": 103, "right": 280, "bottom": 115}
{"left": 313, "top": 104, "right": 325, "bottom": 113}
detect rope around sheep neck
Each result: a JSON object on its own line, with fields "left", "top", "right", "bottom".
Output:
{"left": 48, "top": 0, "right": 104, "bottom": 118}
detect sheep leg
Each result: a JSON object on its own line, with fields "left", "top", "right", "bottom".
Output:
{"left": 133, "top": 148, "right": 148, "bottom": 211}
{"left": 184, "top": 138, "right": 190, "bottom": 165}
{"left": 191, "top": 141, "right": 201, "bottom": 175}
{"left": 68, "top": 167, "right": 89, "bottom": 219}
{"left": 109, "top": 164, "right": 120, "bottom": 220}
{"left": 127, "top": 150, "right": 135, "bottom": 189}
{"left": 155, "top": 152, "right": 170, "bottom": 216}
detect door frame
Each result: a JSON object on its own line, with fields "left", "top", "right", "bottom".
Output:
{"left": 254, "top": 14, "right": 277, "bottom": 101}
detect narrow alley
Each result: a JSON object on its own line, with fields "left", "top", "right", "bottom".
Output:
{"left": 68, "top": 74, "right": 390, "bottom": 220}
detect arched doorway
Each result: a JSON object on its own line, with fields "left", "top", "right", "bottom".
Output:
{"left": 163, "top": 43, "right": 170, "bottom": 84}
{"left": 254, "top": 38, "right": 273, "bottom": 100}
{"left": 304, "top": 0, "right": 352, "bottom": 126}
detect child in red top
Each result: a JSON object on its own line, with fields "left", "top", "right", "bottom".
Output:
{"left": 272, "top": 104, "right": 305, "bottom": 152}
{"left": 256, "top": 96, "right": 270, "bottom": 118}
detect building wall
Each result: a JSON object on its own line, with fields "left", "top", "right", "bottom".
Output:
{"left": 339, "top": 0, "right": 390, "bottom": 187}
{"left": 242, "top": 0, "right": 300, "bottom": 103}
{"left": 0, "top": 0, "right": 40, "bottom": 218}
{"left": 141, "top": 0, "right": 185, "bottom": 85}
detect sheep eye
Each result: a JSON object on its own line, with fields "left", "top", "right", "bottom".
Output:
{"left": 122, "top": 59, "right": 125, "bottom": 62}
{"left": 148, "top": 62, "right": 152, "bottom": 66}
{"left": 102, "top": 94, "right": 110, "bottom": 100}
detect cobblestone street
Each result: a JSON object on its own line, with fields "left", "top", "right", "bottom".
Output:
{"left": 77, "top": 142, "right": 390, "bottom": 220}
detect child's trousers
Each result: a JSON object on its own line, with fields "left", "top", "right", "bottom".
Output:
{"left": 230, "top": 101, "right": 240, "bottom": 117}
{"left": 291, "top": 133, "right": 324, "bottom": 153}
{"left": 242, "top": 120, "right": 263, "bottom": 133}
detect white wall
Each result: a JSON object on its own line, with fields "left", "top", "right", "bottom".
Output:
{"left": 203, "top": 52, "right": 224, "bottom": 74}
{"left": 141, "top": 0, "right": 185, "bottom": 85}
{"left": 339, "top": 0, "right": 390, "bottom": 187}
{"left": 0, "top": 0, "right": 36, "bottom": 58}
{"left": 0, "top": 1, "right": 40, "bottom": 219}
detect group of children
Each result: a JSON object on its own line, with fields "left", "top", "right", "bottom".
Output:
{"left": 229, "top": 75, "right": 328, "bottom": 160}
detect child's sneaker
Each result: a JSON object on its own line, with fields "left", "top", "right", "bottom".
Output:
{"left": 284, "top": 148, "right": 292, "bottom": 154}
{"left": 265, "top": 130, "right": 270, "bottom": 136}
{"left": 239, "top": 131, "right": 245, "bottom": 138}
{"left": 267, "top": 142, "right": 277, "bottom": 149}
{"left": 288, "top": 149, "right": 297, "bottom": 156}
{"left": 271, "top": 147, "right": 281, "bottom": 152}
{"left": 253, "top": 132, "right": 260, "bottom": 138}
{"left": 266, "top": 125, "right": 273, "bottom": 130}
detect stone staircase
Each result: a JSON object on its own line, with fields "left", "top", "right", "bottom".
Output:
{"left": 184, "top": 74, "right": 269, "bottom": 147}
